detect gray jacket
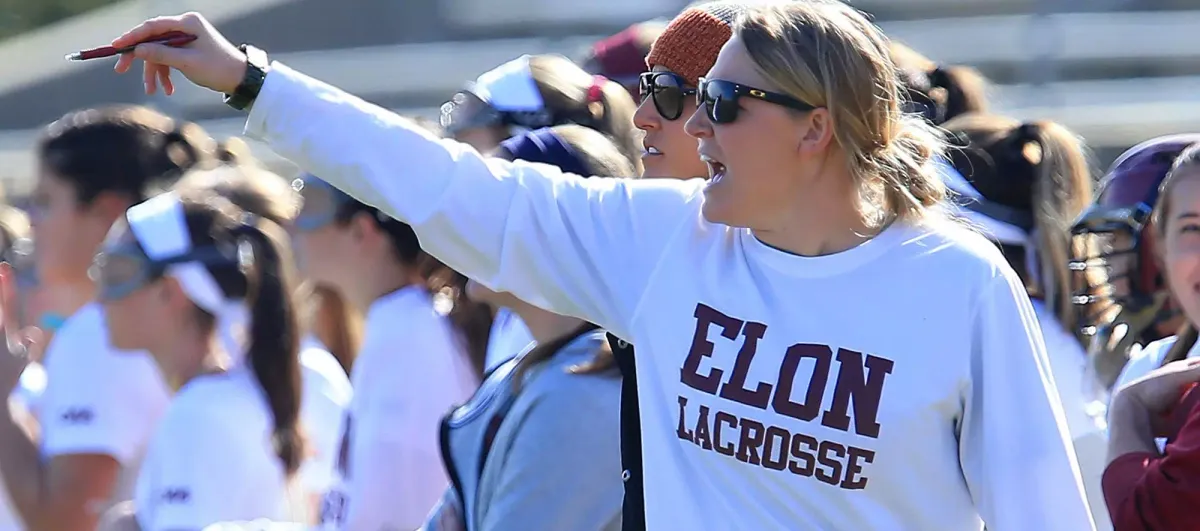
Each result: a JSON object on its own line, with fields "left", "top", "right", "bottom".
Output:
{"left": 423, "top": 330, "right": 623, "bottom": 531}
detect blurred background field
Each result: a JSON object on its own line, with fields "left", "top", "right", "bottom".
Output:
{"left": 0, "top": 0, "right": 1197, "bottom": 198}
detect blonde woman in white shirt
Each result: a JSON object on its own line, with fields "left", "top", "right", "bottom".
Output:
{"left": 93, "top": 188, "right": 306, "bottom": 530}
{"left": 112, "top": 3, "right": 1092, "bottom": 528}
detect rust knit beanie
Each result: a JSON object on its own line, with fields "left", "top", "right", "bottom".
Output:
{"left": 646, "top": 2, "right": 748, "bottom": 86}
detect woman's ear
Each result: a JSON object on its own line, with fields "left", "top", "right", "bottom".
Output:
{"left": 798, "top": 107, "right": 835, "bottom": 155}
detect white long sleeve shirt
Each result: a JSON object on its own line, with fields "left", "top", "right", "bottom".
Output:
{"left": 245, "top": 62, "right": 1094, "bottom": 530}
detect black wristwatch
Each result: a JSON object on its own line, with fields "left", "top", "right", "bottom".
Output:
{"left": 223, "top": 44, "right": 269, "bottom": 111}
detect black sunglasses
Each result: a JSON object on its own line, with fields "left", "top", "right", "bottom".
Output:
{"left": 639, "top": 72, "right": 697, "bottom": 121}
{"left": 697, "top": 77, "right": 816, "bottom": 124}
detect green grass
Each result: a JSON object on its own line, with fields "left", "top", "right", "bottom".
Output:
{"left": 0, "top": 0, "right": 121, "bottom": 41}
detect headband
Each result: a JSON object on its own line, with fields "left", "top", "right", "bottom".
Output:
{"left": 938, "top": 159, "right": 1043, "bottom": 286}
{"left": 499, "top": 128, "right": 592, "bottom": 177}
{"left": 470, "top": 55, "right": 545, "bottom": 112}
{"left": 125, "top": 192, "right": 250, "bottom": 364}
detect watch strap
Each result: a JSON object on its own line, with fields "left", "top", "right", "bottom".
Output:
{"left": 223, "top": 44, "right": 269, "bottom": 111}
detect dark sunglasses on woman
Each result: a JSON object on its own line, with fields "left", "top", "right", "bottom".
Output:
{"left": 638, "top": 71, "right": 696, "bottom": 121}
{"left": 696, "top": 77, "right": 816, "bottom": 124}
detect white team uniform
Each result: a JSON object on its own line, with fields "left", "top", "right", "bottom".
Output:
{"left": 245, "top": 62, "right": 1094, "bottom": 530}
{"left": 1032, "top": 302, "right": 1110, "bottom": 530}
{"left": 134, "top": 367, "right": 303, "bottom": 530}
{"left": 37, "top": 303, "right": 170, "bottom": 510}
{"left": 0, "top": 364, "right": 47, "bottom": 530}
{"left": 295, "top": 337, "right": 353, "bottom": 509}
{"left": 319, "top": 287, "right": 478, "bottom": 531}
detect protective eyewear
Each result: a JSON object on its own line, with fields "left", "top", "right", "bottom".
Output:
{"left": 438, "top": 90, "right": 554, "bottom": 136}
{"left": 292, "top": 176, "right": 354, "bottom": 233}
{"left": 638, "top": 71, "right": 695, "bottom": 121}
{"left": 90, "top": 237, "right": 234, "bottom": 302}
{"left": 697, "top": 78, "right": 816, "bottom": 124}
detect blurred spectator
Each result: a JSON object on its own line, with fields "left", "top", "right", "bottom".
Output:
{"left": 941, "top": 113, "right": 1106, "bottom": 529}
{"left": 580, "top": 21, "right": 667, "bottom": 100}
{"left": 173, "top": 161, "right": 353, "bottom": 523}
{"left": 1103, "top": 143, "right": 1200, "bottom": 530}
{"left": 890, "top": 42, "right": 989, "bottom": 126}
{"left": 1074, "top": 137, "right": 1200, "bottom": 394}
{"left": 424, "top": 125, "right": 630, "bottom": 531}
{"left": 440, "top": 54, "right": 642, "bottom": 173}
{"left": 0, "top": 105, "right": 212, "bottom": 530}
{"left": 291, "top": 167, "right": 486, "bottom": 529}
{"left": 96, "top": 188, "right": 308, "bottom": 528}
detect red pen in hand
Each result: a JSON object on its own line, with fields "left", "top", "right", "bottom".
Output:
{"left": 64, "top": 31, "right": 196, "bottom": 61}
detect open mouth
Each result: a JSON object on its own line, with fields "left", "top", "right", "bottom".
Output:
{"left": 643, "top": 145, "right": 662, "bottom": 157}
{"left": 701, "top": 154, "right": 726, "bottom": 182}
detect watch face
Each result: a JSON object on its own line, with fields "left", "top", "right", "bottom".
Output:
{"left": 241, "top": 44, "right": 269, "bottom": 69}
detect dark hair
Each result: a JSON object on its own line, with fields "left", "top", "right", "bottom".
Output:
{"left": 176, "top": 192, "right": 305, "bottom": 475}
{"left": 890, "top": 42, "right": 988, "bottom": 126}
{"left": 38, "top": 106, "right": 216, "bottom": 205}
{"left": 216, "top": 138, "right": 257, "bottom": 166}
{"left": 175, "top": 167, "right": 359, "bottom": 376}
{"left": 943, "top": 114, "right": 1093, "bottom": 335}
{"left": 1151, "top": 143, "right": 1200, "bottom": 365}
{"left": 334, "top": 201, "right": 493, "bottom": 378}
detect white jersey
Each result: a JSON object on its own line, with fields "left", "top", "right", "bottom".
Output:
{"left": 0, "top": 364, "right": 47, "bottom": 531}
{"left": 296, "top": 337, "right": 353, "bottom": 506}
{"left": 245, "top": 62, "right": 1094, "bottom": 530}
{"left": 38, "top": 303, "right": 170, "bottom": 507}
{"left": 319, "top": 287, "right": 477, "bottom": 531}
{"left": 135, "top": 368, "right": 300, "bottom": 530}
{"left": 1032, "top": 301, "right": 1110, "bottom": 530}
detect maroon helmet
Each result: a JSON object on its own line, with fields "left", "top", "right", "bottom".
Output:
{"left": 1071, "top": 134, "right": 1200, "bottom": 389}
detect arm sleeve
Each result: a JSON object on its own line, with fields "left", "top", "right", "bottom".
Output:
{"left": 480, "top": 385, "right": 622, "bottom": 531}
{"left": 41, "top": 348, "right": 165, "bottom": 464}
{"left": 138, "top": 413, "right": 251, "bottom": 531}
{"left": 244, "top": 63, "right": 703, "bottom": 339}
{"left": 1102, "top": 404, "right": 1200, "bottom": 531}
{"left": 957, "top": 270, "right": 1096, "bottom": 531}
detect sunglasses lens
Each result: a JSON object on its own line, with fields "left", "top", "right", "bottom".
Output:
{"left": 651, "top": 74, "right": 686, "bottom": 120}
{"left": 703, "top": 81, "right": 738, "bottom": 124}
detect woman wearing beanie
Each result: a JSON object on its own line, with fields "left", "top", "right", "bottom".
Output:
{"left": 635, "top": 2, "right": 745, "bottom": 181}
{"left": 618, "top": 6, "right": 746, "bottom": 528}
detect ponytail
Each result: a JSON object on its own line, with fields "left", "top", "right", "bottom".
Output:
{"left": 1018, "top": 121, "right": 1092, "bottom": 334}
{"left": 925, "top": 66, "right": 988, "bottom": 125}
{"left": 236, "top": 219, "right": 305, "bottom": 475}
{"left": 216, "top": 137, "right": 257, "bottom": 166}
